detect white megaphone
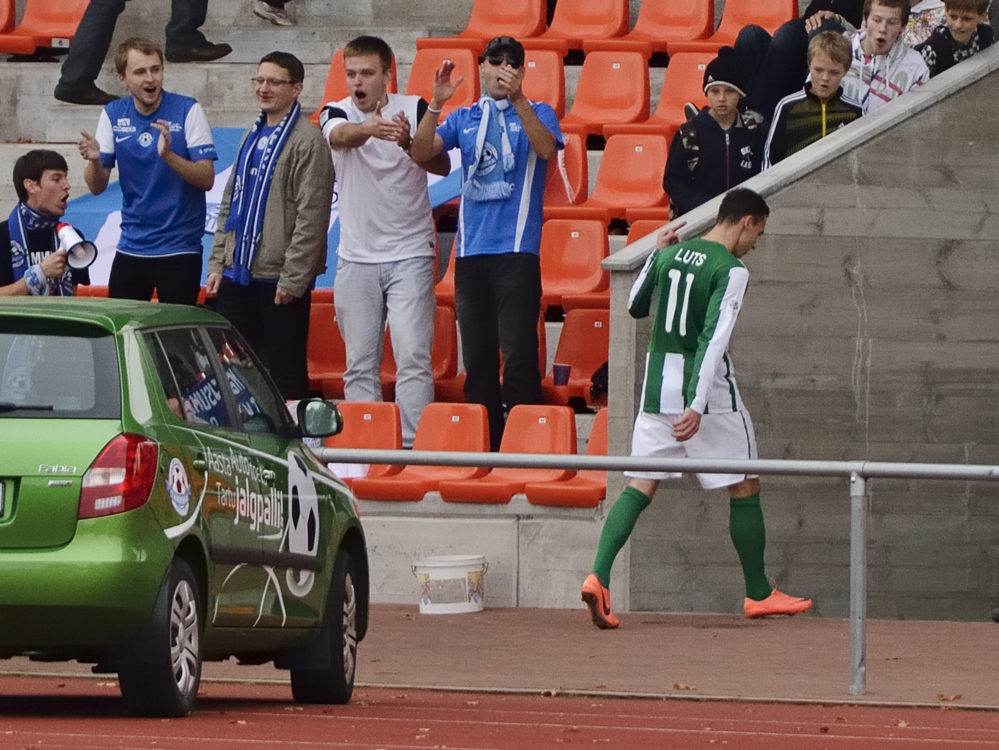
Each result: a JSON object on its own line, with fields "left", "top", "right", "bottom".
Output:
{"left": 56, "top": 223, "right": 98, "bottom": 270}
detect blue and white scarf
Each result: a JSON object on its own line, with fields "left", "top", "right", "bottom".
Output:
{"left": 224, "top": 101, "right": 301, "bottom": 285}
{"left": 7, "top": 203, "right": 73, "bottom": 296}
{"left": 463, "top": 96, "right": 515, "bottom": 202}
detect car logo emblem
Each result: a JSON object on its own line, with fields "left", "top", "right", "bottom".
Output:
{"left": 166, "top": 457, "right": 192, "bottom": 516}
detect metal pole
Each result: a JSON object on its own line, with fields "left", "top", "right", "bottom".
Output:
{"left": 849, "top": 471, "right": 868, "bottom": 695}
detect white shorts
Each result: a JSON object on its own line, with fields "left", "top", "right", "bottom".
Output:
{"left": 625, "top": 409, "right": 758, "bottom": 490}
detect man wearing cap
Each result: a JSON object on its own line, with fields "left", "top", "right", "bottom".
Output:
{"left": 663, "top": 46, "right": 766, "bottom": 219}
{"left": 410, "top": 36, "right": 562, "bottom": 450}
{"left": 0, "top": 150, "right": 89, "bottom": 297}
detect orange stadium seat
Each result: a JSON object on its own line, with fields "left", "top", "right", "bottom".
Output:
{"left": 543, "top": 132, "right": 588, "bottom": 209}
{"left": 559, "top": 51, "right": 650, "bottom": 137}
{"left": 415, "top": 0, "right": 547, "bottom": 54}
{"left": 562, "top": 220, "right": 661, "bottom": 311}
{"left": 583, "top": 0, "right": 714, "bottom": 57}
{"left": 312, "top": 288, "right": 334, "bottom": 304}
{"left": 324, "top": 401, "right": 403, "bottom": 487}
{"left": 305, "top": 303, "right": 347, "bottom": 396}
{"left": 544, "top": 134, "right": 669, "bottom": 223}
{"left": 603, "top": 52, "right": 712, "bottom": 144}
{"left": 522, "top": 49, "right": 565, "bottom": 118}
{"left": 0, "top": 0, "right": 15, "bottom": 34}
{"left": 0, "top": 0, "right": 89, "bottom": 56}
{"left": 309, "top": 48, "right": 398, "bottom": 127}
{"left": 438, "top": 404, "right": 576, "bottom": 503}
{"left": 539, "top": 219, "right": 609, "bottom": 312}
{"left": 521, "top": 0, "right": 629, "bottom": 56}
{"left": 542, "top": 309, "right": 610, "bottom": 405}
{"left": 74, "top": 285, "right": 109, "bottom": 297}
{"left": 406, "top": 47, "right": 480, "bottom": 119}
{"left": 525, "top": 407, "right": 607, "bottom": 507}
{"left": 668, "top": 0, "right": 797, "bottom": 55}
{"left": 351, "top": 403, "right": 490, "bottom": 501}
{"left": 435, "top": 246, "right": 456, "bottom": 307}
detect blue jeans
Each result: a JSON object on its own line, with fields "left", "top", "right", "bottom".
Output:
{"left": 455, "top": 253, "right": 543, "bottom": 451}
{"left": 334, "top": 256, "right": 435, "bottom": 448}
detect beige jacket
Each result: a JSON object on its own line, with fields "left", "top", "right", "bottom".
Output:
{"left": 209, "top": 115, "right": 334, "bottom": 298}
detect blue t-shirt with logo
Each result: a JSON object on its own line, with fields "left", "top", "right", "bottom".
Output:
{"left": 95, "top": 91, "right": 217, "bottom": 257}
{"left": 437, "top": 99, "right": 562, "bottom": 258}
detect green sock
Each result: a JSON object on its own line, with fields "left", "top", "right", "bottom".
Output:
{"left": 729, "top": 494, "right": 772, "bottom": 601}
{"left": 592, "top": 486, "right": 651, "bottom": 586}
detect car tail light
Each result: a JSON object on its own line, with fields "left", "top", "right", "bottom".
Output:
{"left": 79, "top": 434, "right": 159, "bottom": 519}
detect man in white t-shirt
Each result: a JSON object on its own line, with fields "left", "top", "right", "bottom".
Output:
{"left": 319, "top": 36, "right": 450, "bottom": 447}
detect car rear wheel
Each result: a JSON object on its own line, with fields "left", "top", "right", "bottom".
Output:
{"left": 290, "top": 550, "right": 357, "bottom": 704}
{"left": 118, "top": 558, "right": 202, "bottom": 717}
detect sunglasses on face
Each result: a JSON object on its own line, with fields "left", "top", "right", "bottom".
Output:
{"left": 484, "top": 54, "right": 522, "bottom": 69}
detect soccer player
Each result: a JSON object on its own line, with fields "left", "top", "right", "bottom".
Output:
{"left": 581, "top": 188, "right": 813, "bottom": 630}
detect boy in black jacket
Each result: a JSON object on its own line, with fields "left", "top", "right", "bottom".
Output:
{"left": 663, "top": 47, "right": 765, "bottom": 219}
{"left": 915, "top": 0, "right": 993, "bottom": 77}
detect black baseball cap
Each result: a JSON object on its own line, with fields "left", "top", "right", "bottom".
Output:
{"left": 481, "top": 36, "right": 525, "bottom": 67}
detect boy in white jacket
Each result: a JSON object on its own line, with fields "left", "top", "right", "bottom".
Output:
{"left": 808, "top": 0, "right": 930, "bottom": 113}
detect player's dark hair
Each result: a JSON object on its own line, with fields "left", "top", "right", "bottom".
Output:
{"left": 343, "top": 36, "right": 393, "bottom": 73}
{"left": 114, "top": 37, "right": 163, "bottom": 76}
{"left": 716, "top": 188, "right": 770, "bottom": 225}
{"left": 260, "top": 51, "right": 305, "bottom": 83}
{"left": 13, "top": 149, "right": 68, "bottom": 203}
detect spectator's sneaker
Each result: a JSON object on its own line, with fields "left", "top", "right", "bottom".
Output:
{"left": 744, "top": 589, "right": 813, "bottom": 618}
{"left": 254, "top": 1, "right": 296, "bottom": 26}
{"left": 683, "top": 102, "right": 699, "bottom": 121}
{"left": 581, "top": 574, "right": 619, "bottom": 629}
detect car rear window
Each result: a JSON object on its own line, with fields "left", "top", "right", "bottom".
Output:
{"left": 0, "top": 331, "right": 120, "bottom": 419}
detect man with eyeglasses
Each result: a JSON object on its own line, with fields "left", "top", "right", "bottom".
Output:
{"left": 206, "top": 51, "right": 333, "bottom": 400}
{"left": 410, "top": 36, "right": 563, "bottom": 451}
{"left": 78, "top": 37, "right": 217, "bottom": 305}
{"left": 318, "top": 35, "right": 450, "bottom": 449}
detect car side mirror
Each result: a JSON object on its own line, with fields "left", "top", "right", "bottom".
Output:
{"left": 297, "top": 398, "right": 343, "bottom": 438}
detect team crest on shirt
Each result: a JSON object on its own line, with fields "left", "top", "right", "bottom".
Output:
{"left": 139, "top": 132, "right": 154, "bottom": 148}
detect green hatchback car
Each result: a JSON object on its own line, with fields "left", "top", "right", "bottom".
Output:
{"left": 0, "top": 298, "right": 369, "bottom": 717}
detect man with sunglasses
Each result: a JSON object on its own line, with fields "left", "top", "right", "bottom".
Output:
{"left": 410, "top": 36, "right": 563, "bottom": 451}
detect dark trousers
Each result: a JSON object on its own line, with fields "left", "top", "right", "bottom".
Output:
{"left": 56, "top": 0, "right": 209, "bottom": 93}
{"left": 455, "top": 253, "right": 543, "bottom": 451}
{"left": 107, "top": 252, "right": 202, "bottom": 306}
{"left": 214, "top": 278, "right": 312, "bottom": 401}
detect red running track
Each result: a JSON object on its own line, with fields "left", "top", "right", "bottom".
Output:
{"left": 2, "top": 675, "right": 999, "bottom": 749}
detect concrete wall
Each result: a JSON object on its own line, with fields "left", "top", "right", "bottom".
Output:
{"left": 606, "top": 48, "right": 999, "bottom": 621}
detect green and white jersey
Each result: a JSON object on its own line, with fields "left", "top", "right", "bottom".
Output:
{"left": 629, "top": 238, "right": 749, "bottom": 415}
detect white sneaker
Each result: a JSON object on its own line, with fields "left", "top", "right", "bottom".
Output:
{"left": 253, "top": 0, "right": 295, "bottom": 26}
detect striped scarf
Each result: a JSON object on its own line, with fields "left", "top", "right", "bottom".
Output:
{"left": 463, "top": 97, "right": 515, "bottom": 202}
{"left": 224, "top": 101, "right": 300, "bottom": 285}
{"left": 7, "top": 203, "right": 73, "bottom": 296}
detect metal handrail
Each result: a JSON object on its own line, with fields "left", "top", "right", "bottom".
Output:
{"left": 317, "top": 447, "right": 999, "bottom": 696}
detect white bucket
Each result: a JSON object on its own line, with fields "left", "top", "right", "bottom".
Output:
{"left": 411, "top": 555, "right": 488, "bottom": 614}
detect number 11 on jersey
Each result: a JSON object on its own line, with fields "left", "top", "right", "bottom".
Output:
{"left": 664, "top": 269, "right": 694, "bottom": 336}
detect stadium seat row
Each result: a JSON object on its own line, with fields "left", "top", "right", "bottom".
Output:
{"left": 307, "top": 302, "right": 610, "bottom": 407}
{"left": 0, "top": 0, "right": 87, "bottom": 56}
{"left": 414, "top": 0, "right": 796, "bottom": 58}
{"left": 328, "top": 402, "right": 608, "bottom": 506}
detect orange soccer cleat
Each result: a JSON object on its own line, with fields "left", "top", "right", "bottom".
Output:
{"left": 744, "top": 589, "right": 813, "bottom": 618}
{"left": 581, "top": 574, "right": 620, "bottom": 629}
